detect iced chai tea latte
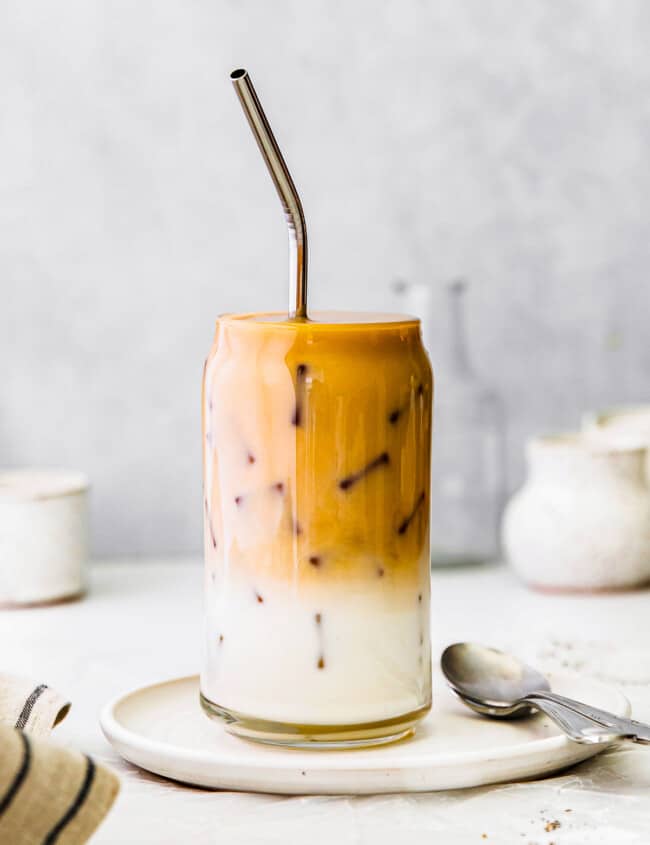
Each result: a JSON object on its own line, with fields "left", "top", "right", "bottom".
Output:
{"left": 201, "top": 311, "right": 432, "bottom": 746}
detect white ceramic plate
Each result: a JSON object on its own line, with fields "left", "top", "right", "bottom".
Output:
{"left": 100, "top": 673, "right": 629, "bottom": 795}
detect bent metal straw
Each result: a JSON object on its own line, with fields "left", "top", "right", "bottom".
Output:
{"left": 230, "top": 68, "right": 308, "bottom": 320}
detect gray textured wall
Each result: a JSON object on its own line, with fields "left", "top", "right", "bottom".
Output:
{"left": 2, "top": 0, "right": 649, "bottom": 556}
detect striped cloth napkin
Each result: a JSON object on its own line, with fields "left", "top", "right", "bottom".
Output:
{"left": 0, "top": 674, "right": 119, "bottom": 844}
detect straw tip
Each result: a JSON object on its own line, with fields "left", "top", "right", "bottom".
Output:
{"left": 230, "top": 68, "right": 248, "bottom": 81}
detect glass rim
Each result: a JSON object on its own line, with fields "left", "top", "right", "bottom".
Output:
{"left": 216, "top": 310, "right": 422, "bottom": 332}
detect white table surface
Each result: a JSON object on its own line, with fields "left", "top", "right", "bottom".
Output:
{"left": 3, "top": 559, "right": 650, "bottom": 844}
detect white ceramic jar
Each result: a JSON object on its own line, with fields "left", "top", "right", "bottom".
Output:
{"left": 0, "top": 470, "right": 89, "bottom": 606}
{"left": 502, "top": 434, "right": 650, "bottom": 592}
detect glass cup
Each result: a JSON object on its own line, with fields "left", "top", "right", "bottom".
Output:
{"left": 201, "top": 311, "right": 433, "bottom": 747}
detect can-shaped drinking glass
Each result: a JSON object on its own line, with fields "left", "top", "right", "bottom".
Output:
{"left": 201, "top": 311, "right": 432, "bottom": 747}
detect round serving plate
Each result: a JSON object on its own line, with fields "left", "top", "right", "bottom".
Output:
{"left": 100, "top": 673, "right": 629, "bottom": 795}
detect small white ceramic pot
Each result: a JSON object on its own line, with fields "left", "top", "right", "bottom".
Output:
{"left": 0, "top": 470, "right": 89, "bottom": 607}
{"left": 583, "top": 405, "right": 650, "bottom": 479}
{"left": 502, "top": 434, "right": 650, "bottom": 592}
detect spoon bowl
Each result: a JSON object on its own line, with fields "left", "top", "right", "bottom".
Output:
{"left": 441, "top": 642, "right": 551, "bottom": 711}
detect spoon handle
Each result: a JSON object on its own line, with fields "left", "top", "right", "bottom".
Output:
{"left": 522, "top": 696, "right": 622, "bottom": 744}
{"left": 529, "top": 691, "right": 650, "bottom": 744}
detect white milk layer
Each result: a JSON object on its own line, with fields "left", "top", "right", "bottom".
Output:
{"left": 201, "top": 573, "right": 431, "bottom": 725}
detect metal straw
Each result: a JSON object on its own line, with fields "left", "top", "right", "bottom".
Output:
{"left": 230, "top": 68, "right": 308, "bottom": 320}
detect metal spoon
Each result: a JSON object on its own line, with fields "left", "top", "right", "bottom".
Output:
{"left": 441, "top": 642, "right": 650, "bottom": 745}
